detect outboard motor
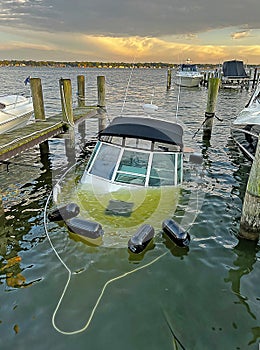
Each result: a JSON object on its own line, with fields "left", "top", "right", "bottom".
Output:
{"left": 66, "top": 217, "right": 104, "bottom": 246}
{"left": 128, "top": 224, "right": 155, "bottom": 254}
{"left": 48, "top": 203, "right": 80, "bottom": 222}
{"left": 162, "top": 219, "right": 190, "bottom": 247}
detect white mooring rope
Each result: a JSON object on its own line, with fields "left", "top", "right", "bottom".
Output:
{"left": 43, "top": 163, "right": 168, "bottom": 335}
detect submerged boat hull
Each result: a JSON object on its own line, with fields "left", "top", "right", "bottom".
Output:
{"left": 56, "top": 175, "right": 180, "bottom": 248}
{"left": 50, "top": 115, "right": 197, "bottom": 249}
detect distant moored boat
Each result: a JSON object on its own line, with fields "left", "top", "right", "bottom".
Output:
{"left": 175, "top": 59, "right": 203, "bottom": 88}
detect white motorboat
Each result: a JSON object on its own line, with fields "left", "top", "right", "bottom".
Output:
{"left": 175, "top": 62, "right": 203, "bottom": 88}
{"left": 231, "top": 82, "right": 260, "bottom": 160}
{"left": 0, "top": 94, "right": 34, "bottom": 134}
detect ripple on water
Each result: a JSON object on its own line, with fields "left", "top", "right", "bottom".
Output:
{"left": 0, "top": 68, "right": 259, "bottom": 350}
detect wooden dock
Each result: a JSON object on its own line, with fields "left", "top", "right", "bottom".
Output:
{"left": 0, "top": 74, "right": 107, "bottom": 162}
{"left": 0, "top": 106, "right": 98, "bottom": 162}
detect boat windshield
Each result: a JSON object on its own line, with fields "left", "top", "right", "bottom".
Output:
{"left": 115, "top": 149, "right": 149, "bottom": 186}
{"left": 181, "top": 64, "right": 198, "bottom": 72}
{"left": 85, "top": 142, "right": 183, "bottom": 187}
{"left": 149, "top": 153, "right": 175, "bottom": 186}
{"left": 89, "top": 143, "right": 120, "bottom": 180}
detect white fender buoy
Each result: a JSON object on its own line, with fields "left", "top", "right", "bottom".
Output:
{"left": 142, "top": 103, "right": 159, "bottom": 113}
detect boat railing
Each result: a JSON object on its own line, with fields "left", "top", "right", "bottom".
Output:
{"left": 14, "top": 94, "right": 19, "bottom": 109}
{"left": 231, "top": 126, "right": 259, "bottom": 138}
{"left": 232, "top": 137, "right": 255, "bottom": 161}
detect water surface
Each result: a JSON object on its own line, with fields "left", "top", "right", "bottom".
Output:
{"left": 0, "top": 67, "right": 259, "bottom": 350}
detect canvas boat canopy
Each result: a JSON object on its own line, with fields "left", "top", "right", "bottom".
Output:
{"left": 222, "top": 60, "right": 248, "bottom": 78}
{"left": 99, "top": 116, "right": 184, "bottom": 150}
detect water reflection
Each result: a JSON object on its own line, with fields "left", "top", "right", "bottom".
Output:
{"left": 162, "top": 233, "right": 189, "bottom": 258}
{"left": 0, "top": 141, "right": 53, "bottom": 289}
{"left": 224, "top": 239, "right": 260, "bottom": 345}
{"left": 0, "top": 68, "right": 258, "bottom": 349}
{"left": 226, "top": 136, "right": 251, "bottom": 197}
{"left": 225, "top": 239, "right": 258, "bottom": 318}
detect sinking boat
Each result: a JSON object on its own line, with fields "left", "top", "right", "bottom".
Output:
{"left": 0, "top": 94, "right": 34, "bottom": 134}
{"left": 231, "top": 82, "right": 260, "bottom": 160}
{"left": 175, "top": 61, "right": 203, "bottom": 88}
{"left": 50, "top": 115, "right": 201, "bottom": 251}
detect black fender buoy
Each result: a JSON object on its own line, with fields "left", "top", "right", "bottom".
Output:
{"left": 48, "top": 203, "right": 80, "bottom": 222}
{"left": 162, "top": 219, "right": 190, "bottom": 247}
{"left": 66, "top": 217, "right": 104, "bottom": 246}
{"left": 128, "top": 224, "right": 155, "bottom": 254}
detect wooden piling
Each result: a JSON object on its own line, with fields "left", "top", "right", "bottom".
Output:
{"left": 0, "top": 193, "right": 5, "bottom": 231}
{"left": 98, "top": 110, "right": 106, "bottom": 132}
{"left": 65, "top": 128, "right": 76, "bottom": 164}
{"left": 207, "top": 72, "right": 212, "bottom": 87}
{"left": 77, "top": 75, "right": 85, "bottom": 107}
{"left": 167, "top": 68, "right": 172, "bottom": 90}
{"left": 248, "top": 68, "right": 252, "bottom": 84}
{"left": 239, "top": 135, "right": 260, "bottom": 241}
{"left": 97, "top": 76, "right": 106, "bottom": 109}
{"left": 30, "top": 78, "right": 45, "bottom": 120}
{"left": 39, "top": 141, "right": 50, "bottom": 169}
{"left": 202, "top": 72, "right": 207, "bottom": 87}
{"left": 203, "top": 77, "right": 220, "bottom": 139}
{"left": 59, "top": 78, "right": 74, "bottom": 126}
{"left": 78, "top": 121, "right": 86, "bottom": 142}
{"left": 252, "top": 68, "right": 258, "bottom": 89}
{"left": 0, "top": 193, "right": 4, "bottom": 218}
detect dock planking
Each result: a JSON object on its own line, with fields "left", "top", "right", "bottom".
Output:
{"left": 0, "top": 106, "right": 98, "bottom": 162}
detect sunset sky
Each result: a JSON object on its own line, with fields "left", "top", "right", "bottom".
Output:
{"left": 0, "top": 0, "right": 259, "bottom": 64}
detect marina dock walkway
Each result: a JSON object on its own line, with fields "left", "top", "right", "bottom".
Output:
{"left": 0, "top": 107, "right": 98, "bottom": 162}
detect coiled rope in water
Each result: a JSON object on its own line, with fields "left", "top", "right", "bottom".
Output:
{"left": 43, "top": 151, "right": 202, "bottom": 337}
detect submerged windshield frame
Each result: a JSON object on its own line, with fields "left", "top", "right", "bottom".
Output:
{"left": 86, "top": 141, "right": 182, "bottom": 187}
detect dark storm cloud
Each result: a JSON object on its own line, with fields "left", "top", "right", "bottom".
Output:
{"left": 0, "top": 0, "right": 259, "bottom": 36}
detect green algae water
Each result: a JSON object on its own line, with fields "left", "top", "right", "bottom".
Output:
{"left": 0, "top": 66, "right": 259, "bottom": 350}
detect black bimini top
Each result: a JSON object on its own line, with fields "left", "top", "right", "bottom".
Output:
{"left": 222, "top": 60, "right": 248, "bottom": 78}
{"left": 99, "top": 116, "right": 183, "bottom": 149}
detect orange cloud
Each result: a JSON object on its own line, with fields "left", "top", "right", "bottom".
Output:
{"left": 0, "top": 26, "right": 259, "bottom": 64}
